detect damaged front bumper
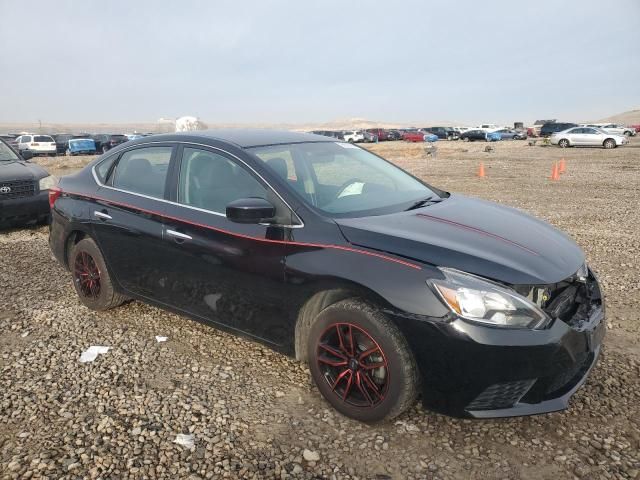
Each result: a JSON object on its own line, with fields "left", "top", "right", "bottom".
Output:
{"left": 392, "top": 269, "right": 605, "bottom": 418}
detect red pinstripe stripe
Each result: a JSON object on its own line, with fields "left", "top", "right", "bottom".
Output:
{"left": 62, "top": 190, "right": 422, "bottom": 270}
{"left": 415, "top": 213, "right": 539, "bottom": 256}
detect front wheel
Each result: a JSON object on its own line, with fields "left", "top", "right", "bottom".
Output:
{"left": 558, "top": 139, "right": 569, "bottom": 148}
{"left": 308, "top": 299, "right": 419, "bottom": 423}
{"left": 70, "top": 238, "right": 127, "bottom": 311}
{"left": 603, "top": 139, "right": 616, "bottom": 149}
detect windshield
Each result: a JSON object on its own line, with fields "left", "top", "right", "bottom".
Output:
{"left": 0, "top": 140, "right": 20, "bottom": 161}
{"left": 249, "top": 142, "right": 443, "bottom": 217}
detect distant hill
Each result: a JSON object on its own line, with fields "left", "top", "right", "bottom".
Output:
{"left": 596, "top": 109, "right": 640, "bottom": 125}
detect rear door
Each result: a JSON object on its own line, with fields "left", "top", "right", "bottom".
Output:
{"left": 90, "top": 144, "right": 176, "bottom": 298}
{"left": 158, "top": 145, "right": 291, "bottom": 346}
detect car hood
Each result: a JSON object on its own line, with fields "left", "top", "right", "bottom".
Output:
{"left": 0, "top": 160, "right": 48, "bottom": 181}
{"left": 335, "top": 194, "right": 584, "bottom": 285}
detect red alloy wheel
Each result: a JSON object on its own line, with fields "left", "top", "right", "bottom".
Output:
{"left": 316, "top": 322, "right": 389, "bottom": 407}
{"left": 74, "top": 251, "right": 101, "bottom": 298}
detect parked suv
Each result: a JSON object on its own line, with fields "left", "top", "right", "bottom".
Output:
{"left": 0, "top": 138, "right": 55, "bottom": 227}
{"left": 540, "top": 122, "right": 578, "bottom": 138}
{"left": 91, "top": 134, "right": 128, "bottom": 154}
{"left": 15, "top": 134, "right": 57, "bottom": 156}
{"left": 425, "top": 127, "right": 459, "bottom": 140}
{"left": 342, "top": 130, "right": 365, "bottom": 143}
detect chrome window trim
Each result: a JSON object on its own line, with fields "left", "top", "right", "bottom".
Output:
{"left": 91, "top": 140, "right": 304, "bottom": 229}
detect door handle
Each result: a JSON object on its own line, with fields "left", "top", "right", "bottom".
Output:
{"left": 94, "top": 210, "right": 112, "bottom": 221}
{"left": 166, "top": 229, "right": 192, "bottom": 241}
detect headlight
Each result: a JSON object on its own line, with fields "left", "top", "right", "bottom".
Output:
{"left": 429, "top": 268, "right": 551, "bottom": 329}
{"left": 38, "top": 175, "right": 58, "bottom": 191}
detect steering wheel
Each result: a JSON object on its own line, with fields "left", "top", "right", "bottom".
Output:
{"left": 335, "top": 178, "right": 365, "bottom": 199}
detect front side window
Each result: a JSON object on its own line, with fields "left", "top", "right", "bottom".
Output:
{"left": 0, "top": 140, "right": 20, "bottom": 161}
{"left": 178, "top": 147, "right": 269, "bottom": 214}
{"left": 250, "top": 142, "right": 440, "bottom": 217}
{"left": 111, "top": 146, "right": 172, "bottom": 198}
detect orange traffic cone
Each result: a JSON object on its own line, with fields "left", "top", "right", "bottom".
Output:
{"left": 558, "top": 158, "right": 566, "bottom": 174}
{"left": 550, "top": 162, "right": 560, "bottom": 181}
{"left": 477, "top": 162, "right": 486, "bottom": 178}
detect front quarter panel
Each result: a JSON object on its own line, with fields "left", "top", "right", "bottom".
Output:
{"left": 284, "top": 224, "right": 450, "bottom": 320}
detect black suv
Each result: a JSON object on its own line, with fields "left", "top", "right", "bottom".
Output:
{"left": 91, "top": 134, "right": 128, "bottom": 154}
{"left": 540, "top": 122, "right": 577, "bottom": 138}
{"left": 0, "top": 138, "right": 54, "bottom": 227}
{"left": 425, "top": 127, "right": 458, "bottom": 140}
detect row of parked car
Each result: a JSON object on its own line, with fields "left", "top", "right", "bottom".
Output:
{"left": 312, "top": 121, "right": 638, "bottom": 148}
{"left": 0, "top": 132, "right": 154, "bottom": 157}
{"left": 312, "top": 126, "right": 529, "bottom": 143}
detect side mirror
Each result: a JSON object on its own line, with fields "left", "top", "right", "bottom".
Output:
{"left": 21, "top": 150, "right": 33, "bottom": 160}
{"left": 226, "top": 198, "right": 276, "bottom": 224}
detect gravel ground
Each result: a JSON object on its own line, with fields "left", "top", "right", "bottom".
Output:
{"left": 1, "top": 139, "right": 639, "bottom": 479}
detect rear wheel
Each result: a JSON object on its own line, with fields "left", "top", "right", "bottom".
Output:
{"left": 603, "top": 138, "right": 616, "bottom": 149}
{"left": 70, "top": 238, "right": 127, "bottom": 310}
{"left": 558, "top": 139, "right": 570, "bottom": 148}
{"left": 308, "top": 299, "right": 418, "bottom": 423}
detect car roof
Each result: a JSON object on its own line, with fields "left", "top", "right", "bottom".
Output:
{"left": 142, "top": 129, "right": 337, "bottom": 148}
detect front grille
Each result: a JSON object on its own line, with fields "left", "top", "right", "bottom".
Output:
{"left": 466, "top": 379, "right": 535, "bottom": 410}
{"left": 0, "top": 179, "right": 37, "bottom": 200}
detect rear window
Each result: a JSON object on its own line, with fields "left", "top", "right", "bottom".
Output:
{"left": 35, "top": 135, "right": 54, "bottom": 142}
{"left": 112, "top": 135, "right": 127, "bottom": 141}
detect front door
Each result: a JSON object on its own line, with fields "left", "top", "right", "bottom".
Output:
{"left": 91, "top": 144, "right": 175, "bottom": 299}
{"left": 158, "top": 145, "right": 291, "bottom": 347}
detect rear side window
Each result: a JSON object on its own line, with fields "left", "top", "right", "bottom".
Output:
{"left": 111, "top": 146, "right": 173, "bottom": 198}
{"left": 95, "top": 155, "right": 117, "bottom": 182}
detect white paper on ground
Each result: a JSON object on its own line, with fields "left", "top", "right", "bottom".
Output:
{"left": 155, "top": 336, "right": 168, "bottom": 343}
{"left": 79, "top": 346, "right": 110, "bottom": 363}
{"left": 174, "top": 434, "right": 195, "bottom": 449}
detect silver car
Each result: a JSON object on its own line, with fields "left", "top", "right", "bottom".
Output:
{"left": 550, "top": 127, "right": 628, "bottom": 149}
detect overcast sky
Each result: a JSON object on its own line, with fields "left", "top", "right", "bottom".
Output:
{"left": 1, "top": 0, "right": 638, "bottom": 125}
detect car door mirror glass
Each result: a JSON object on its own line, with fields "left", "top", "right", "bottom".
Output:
{"left": 226, "top": 198, "right": 276, "bottom": 224}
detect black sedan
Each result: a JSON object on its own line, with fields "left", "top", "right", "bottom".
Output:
{"left": 48, "top": 130, "right": 605, "bottom": 422}
{"left": 460, "top": 129, "right": 489, "bottom": 141}
{"left": 1, "top": 138, "right": 55, "bottom": 227}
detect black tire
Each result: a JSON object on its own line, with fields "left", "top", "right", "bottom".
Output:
{"left": 558, "top": 139, "right": 569, "bottom": 148}
{"left": 603, "top": 138, "right": 616, "bottom": 149}
{"left": 70, "top": 238, "right": 127, "bottom": 311}
{"left": 308, "top": 298, "right": 419, "bottom": 423}
{"left": 463, "top": 137, "right": 469, "bottom": 142}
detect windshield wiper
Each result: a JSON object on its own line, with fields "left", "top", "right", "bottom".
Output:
{"left": 404, "top": 196, "right": 443, "bottom": 211}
